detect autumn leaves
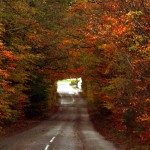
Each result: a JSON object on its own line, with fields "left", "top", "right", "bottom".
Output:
{"left": 67, "top": 0, "right": 150, "bottom": 140}
{"left": 0, "top": 0, "right": 150, "bottom": 141}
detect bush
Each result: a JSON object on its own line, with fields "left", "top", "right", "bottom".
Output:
{"left": 70, "top": 79, "right": 79, "bottom": 87}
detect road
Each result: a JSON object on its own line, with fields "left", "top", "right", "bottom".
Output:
{"left": 0, "top": 82, "right": 116, "bottom": 150}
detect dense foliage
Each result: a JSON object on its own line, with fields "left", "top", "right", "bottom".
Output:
{"left": 69, "top": 0, "right": 150, "bottom": 141}
{"left": 0, "top": 0, "right": 70, "bottom": 124}
{"left": 0, "top": 0, "right": 150, "bottom": 143}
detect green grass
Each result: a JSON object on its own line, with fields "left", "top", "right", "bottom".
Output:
{"left": 58, "top": 79, "right": 71, "bottom": 83}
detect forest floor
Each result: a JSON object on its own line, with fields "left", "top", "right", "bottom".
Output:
{"left": 89, "top": 113, "right": 150, "bottom": 150}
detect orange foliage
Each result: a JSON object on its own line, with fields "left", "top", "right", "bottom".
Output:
{"left": 103, "top": 44, "right": 116, "bottom": 54}
{"left": 69, "top": 51, "right": 81, "bottom": 57}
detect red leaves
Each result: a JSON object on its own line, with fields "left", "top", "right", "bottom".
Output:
{"left": 70, "top": 66, "right": 86, "bottom": 74}
{"left": 139, "top": 132, "right": 150, "bottom": 141}
{"left": 75, "top": 1, "right": 150, "bottom": 145}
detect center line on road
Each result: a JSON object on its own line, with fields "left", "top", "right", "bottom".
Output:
{"left": 50, "top": 136, "right": 55, "bottom": 143}
{"left": 45, "top": 145, "right": 49, "bottom": 150}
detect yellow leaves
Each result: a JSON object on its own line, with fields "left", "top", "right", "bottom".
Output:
{"left": 127, "top": 11, "right": 144, "bottom": 18}
{"left": 137, "top": 114, "right": 150, "bottom": 122}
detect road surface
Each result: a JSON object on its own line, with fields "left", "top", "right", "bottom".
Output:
{"left": 0, "top": 82, "right": 116, "bottom": 150}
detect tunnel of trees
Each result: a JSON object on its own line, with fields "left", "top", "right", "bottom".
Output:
{"left": 0, "top": 0, "right": 150, "bottom": 142}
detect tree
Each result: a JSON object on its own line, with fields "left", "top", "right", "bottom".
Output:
{"left": 0, "top": 0, "right": 71, "bottom": 124}
{"left": 67, "top": 0, "right": 150, "bottom": 139}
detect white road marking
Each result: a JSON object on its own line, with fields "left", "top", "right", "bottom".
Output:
{"left": 50, "top": 136, "right": 55, "bottom": 143}
{"left": 44, "top": 136, "right": 56, "bottom": 150}
{"left": 45, "top": 145, "right": 49, "bottom": 150}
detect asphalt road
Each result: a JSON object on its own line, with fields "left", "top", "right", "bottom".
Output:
{"left": 0, "top": 83, "right": 116, "bottom": 150}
